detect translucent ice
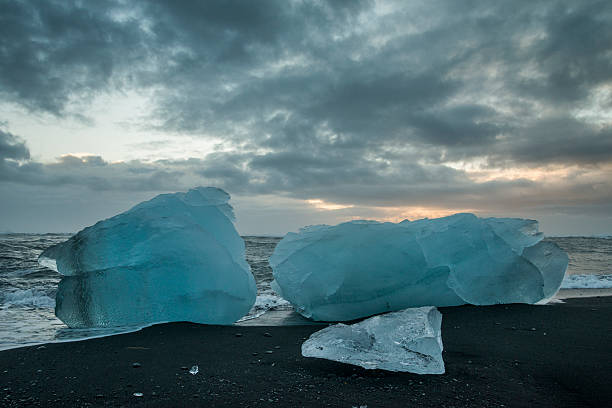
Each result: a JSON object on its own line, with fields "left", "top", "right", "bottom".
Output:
{"left": 302, "top": 306, "right": 444, "bottom": 374}
{"left": 39, "top": 187, "right": 256, "bottom": 328}
{"left": 271, "top": 214, "right": 568, "bottom": 321}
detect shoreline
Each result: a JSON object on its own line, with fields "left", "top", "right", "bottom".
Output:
{"left": 1, "top": 296, "right": 611, "bottom": 407}
{"left": 1, "top": 288, "right": 610, "bottom": 352}
{"left": 555, "top": 287, "right": 612, "bottom": 299}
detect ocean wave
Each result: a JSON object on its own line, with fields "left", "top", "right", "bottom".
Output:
{"left": 561, "top": 274, "right": 612, "bottom": 289}
{"left": 1, "top": 288, "right": 56, "bottom": 308}
{"left": 38, "top": 256, "right": 58, "bottom": 272}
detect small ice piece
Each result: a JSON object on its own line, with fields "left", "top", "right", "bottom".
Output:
{"left": 39, "top": 187, "right": 256, "bottom": 328}
{"left": 133, "top": 393, "right": 143, "bottom": 397}
{"left": 302, "top": 307, "right": 444, "bottom": 374}
{"left": 189, "top": 365, "right": 199, "bottom": 375}
{"left": 271, "top": 214, "right": 568, "bottom": 321}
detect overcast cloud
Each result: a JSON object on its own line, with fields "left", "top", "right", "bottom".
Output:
{"left": 1, "top": 0, "right": 611, "bottom": 235}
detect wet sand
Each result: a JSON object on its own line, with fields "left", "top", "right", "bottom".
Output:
{"left": 556, "top": 288, "right": 612, "bottom": 299}
{"left": 1, "top": 296, "right": 611, "bottom": 407}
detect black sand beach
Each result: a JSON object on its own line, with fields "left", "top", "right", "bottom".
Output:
{"left": 1, "top": 296, "right": 611, "bottom": 408}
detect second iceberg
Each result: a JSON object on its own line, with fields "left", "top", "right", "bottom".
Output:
{"left": 271, "top": 213, "right": 568, "bottom": 321}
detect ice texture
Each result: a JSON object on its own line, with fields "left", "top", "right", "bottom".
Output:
{"left": 302, "top": 306, "right": 444, "bottom": 374}
{"left": 271, "top": 213, "right": 568, "bottom": 321}
{"left": 39, "top": 187, "right": 256, "bottom": 328}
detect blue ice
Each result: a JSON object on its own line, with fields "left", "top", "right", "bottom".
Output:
{"left": 271, "top": 214, "right": 568, "bottom": 321}
{"left": 39, "top": 187, "right": 256, "bottom": 328}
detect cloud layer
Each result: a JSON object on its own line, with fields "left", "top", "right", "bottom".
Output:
{"left": 1, "top": 0, "right": 611, "bottom": 233}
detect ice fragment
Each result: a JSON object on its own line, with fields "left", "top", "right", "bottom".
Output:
{"left": 302, "top": 307, "right": 444, "bottom": 374}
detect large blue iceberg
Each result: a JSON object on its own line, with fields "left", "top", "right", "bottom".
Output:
{"left": 270, "top": 214, "right": 568, "bottom": 321}
{"left": 39, "top": 187, "right": 256, "bottom": 328}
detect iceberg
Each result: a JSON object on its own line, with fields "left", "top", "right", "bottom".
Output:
{"left": 271, "top": 213, "right": 568, "bottom": 321}
{"left": 39, "top": 187, "right": 256, "bottom": 328}
{"left": 302, "top": 306, "right": 444, "bottom": 374}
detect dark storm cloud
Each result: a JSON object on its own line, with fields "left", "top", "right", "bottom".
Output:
{"left": 0, "top": 0, "right": 146, "bottom": 116}
{"left": 0, "top": 130, "right": 30, "bottom": 161}
{"left": 1, "top": 0, "right": 611, "bottom": 217}
{"left": 515, "top": 1, "right": 612, "bottom": 103}
{"left": 0, "top": 130, "right": 40, "bottom": 185}
{"left": 138, "top": 0, "right": 612, "bottom": 168}
{"left": 492, "top": 118, "right": 612, "bottom": 166}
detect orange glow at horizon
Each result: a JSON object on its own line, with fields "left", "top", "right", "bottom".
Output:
{"left": 306, "top": 198, "right": 476, "bottom": 223}
{"left": 304, "top": 163, "right": 611, "bottom": 224}
{"left": 372, "top": 206, "right": 479, "bottom": 223}
{"left": 307, "top": 199, "right": 355, "bottom": 211}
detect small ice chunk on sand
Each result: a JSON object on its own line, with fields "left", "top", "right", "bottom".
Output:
{"left": 302, "top": 306, "right": 444, "bottom": 374}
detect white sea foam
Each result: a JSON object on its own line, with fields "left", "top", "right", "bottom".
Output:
{"left": 252, "top": 293, "right": 290, "bottom": 310}
{"left": 237, "top": 293, "right": 291, "bottom": 322}
{"left": 2, "top": 288, "right": 56, "bottom": 308}
{"left": 561, "top": 274, "right": 612, "bottom": 289}
{"left": 37, "top": 256, "right": 58, "bottom": 272}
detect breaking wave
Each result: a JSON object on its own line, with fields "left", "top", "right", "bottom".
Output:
{"left": 1, "top": 288, "right": 56, "bottom": 308}
{"left": 561, "top": 274, "right": 612, "bottom": 289}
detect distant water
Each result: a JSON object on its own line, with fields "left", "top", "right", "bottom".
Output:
{"left": 553, "top": 237, "right": 612, "bottom": 288}
{"left": 0, "top": 234, "right": 610, "bottom": 350}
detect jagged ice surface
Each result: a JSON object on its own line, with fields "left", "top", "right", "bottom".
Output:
{"left": 39, "top": 187, "right": 256, "bottom": 328}
{"left": 302, "top": 306, "right": 444, "bottom": 374}
{"left": 271, "top": 214, "right": 568, "bottom": 321}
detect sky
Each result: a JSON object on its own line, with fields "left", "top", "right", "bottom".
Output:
{"left": 1, "top": 0, "right": 611, "bottom": 236}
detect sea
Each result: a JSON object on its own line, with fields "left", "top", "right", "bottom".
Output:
{"left": 0, "top": 234, "right": 611, "bottom": 351}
